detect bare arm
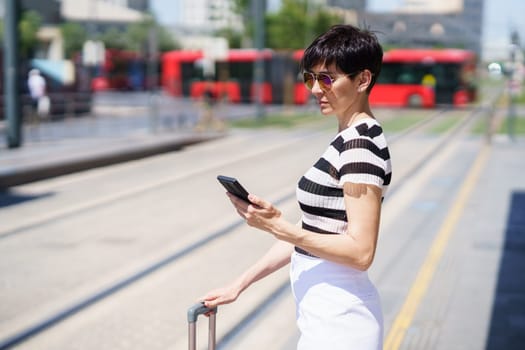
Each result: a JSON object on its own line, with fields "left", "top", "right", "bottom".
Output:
{"left": 201, "top": 240, "right": 293, "bottom": 308}
{"left": 287, "top": 183, "right": 382, "bottom": 270}
{"left": 238, "top": 182, "right": 382, "bottom": 271}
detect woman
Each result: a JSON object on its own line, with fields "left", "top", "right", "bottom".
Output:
{"left": 202, "top": 24, "right": 392, "bottom": 350}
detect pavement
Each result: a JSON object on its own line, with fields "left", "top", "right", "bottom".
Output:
{"left": 0, "top": 104, "right": 225, "bottom": 189}
{"left": 376, "top": 132, "right": 525, "bottom": 350}
{"left": 0, "top": 91, "right": 310, "bottom": 189}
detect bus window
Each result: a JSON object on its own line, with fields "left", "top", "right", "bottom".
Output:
{"left": 371, "top": 48, "right": 477, "bottom": 107}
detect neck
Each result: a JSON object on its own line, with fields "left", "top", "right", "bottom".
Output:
{"left": 337, "top": 101, "right": 373, "bottom": 132}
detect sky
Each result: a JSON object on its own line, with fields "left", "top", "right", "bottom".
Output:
{"left": 150, "top": 0, "right": 525, "bottom": 59}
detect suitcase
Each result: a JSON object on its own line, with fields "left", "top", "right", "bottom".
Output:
{"left": 187, "top": 302, "right": 217, "bottom": 350}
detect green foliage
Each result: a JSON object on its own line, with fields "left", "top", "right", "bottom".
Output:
{"left": 98, "top": 27, "right": 128, "bottom": 50}
{"left": 428, "top": 115, "right": 462, "bottom": 134}
{"left": 311, "top": 9, "right": 342, "bottom": 40}
{"left": 231, "top": 0, "right": 250, "bottom": 14}
{"left": 60, "top": 22, "right": 87, "bottom": 58}
{"left": 499, "top": 115, "right": 525, "bottom": 135}
{"left": 229, "top": 112, "right": 322, "bottom": 128}
{"left": 266, "top": 0, "right": 308, "bottom": 49}
{"left": 126, "top": 17, "right": 156, "bottom": 51}
{"left": 226, "top": 0, "right": 343, "bottom": 50}
{"left": 97, "top": 17, "right": 179, "bottom": 52}
{"left": 380, "top": 114, "right": 426, "bottom": 132}
{"left": 157, "top": 25, "right": 180, "bottom": 52}
{"left": 215, "top": 27, "right": 243, "bottom": 48}
{"left": 266, "top": 0, "right": 342, "bottom": 49}
{"left": 19, "top": 10, "right": 42, "bottom": 58}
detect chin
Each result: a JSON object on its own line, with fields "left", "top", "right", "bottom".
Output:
{"left": 319, "top": 107, "right": 334, "bottom": 116}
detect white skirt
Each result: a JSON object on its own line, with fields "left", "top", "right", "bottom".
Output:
{"left": 290, "top": 252, "right": 383, "bottom": 350}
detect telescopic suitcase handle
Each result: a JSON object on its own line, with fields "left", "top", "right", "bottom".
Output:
{"left": 188, "top": 302, "right": 217, "bottom": 350}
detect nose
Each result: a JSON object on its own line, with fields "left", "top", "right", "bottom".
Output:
{"left": 310, "top": 79, "right": 324, "bottom": 99}
{"left": 310, "top": 79, "right": 324, "bottom": 96}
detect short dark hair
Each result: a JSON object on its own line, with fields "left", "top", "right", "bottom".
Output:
{"left": 301, "top": 25, "right": 383, "bottom": 93}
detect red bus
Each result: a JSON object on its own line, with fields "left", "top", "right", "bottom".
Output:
{"left": 91, "top": 49, "right": 154, "bottom": 91}
{"left": 369, "top": 48, "right": 478, "bottom": 108}
{"left": 161, "top": 49, "right": 305, "bottom": 104}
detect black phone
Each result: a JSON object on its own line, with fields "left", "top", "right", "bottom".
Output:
{"left": 217, "top": 175, "right": 250, "bottom": 202}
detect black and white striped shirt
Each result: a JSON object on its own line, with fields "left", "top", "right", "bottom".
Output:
{"left": 296, "top": 118, "right": 392, "bottom": 243}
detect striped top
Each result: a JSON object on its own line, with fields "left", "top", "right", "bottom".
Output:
{"left": 296, "top": 118, "right": 392, "bottom": 247}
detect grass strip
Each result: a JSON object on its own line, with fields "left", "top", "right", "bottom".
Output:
{"left": 380, "top": 114, "right": 427, "bottom": 133}
{"left": 229, "top": 112, "right": 323, "bottom": 129}
{"left": 428, "top": 115, "right": 463, "bottom": 134}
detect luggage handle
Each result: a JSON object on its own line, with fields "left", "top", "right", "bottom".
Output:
{"left": 188, "top": 302, "right": 217, "bottom": 350}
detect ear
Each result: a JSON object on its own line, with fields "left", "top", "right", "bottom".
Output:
{"left": 357, "top": 70, "right": 373, "bottom": 92}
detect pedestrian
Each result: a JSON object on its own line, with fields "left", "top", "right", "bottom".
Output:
{"left": 27, "top": 69, "right": 49, "bottom": 119}
{"left": 195, "top": 80, "right": 225, "bottom": 131}
{"left": 202, "top": 24, "right": 392, "bottom": 350}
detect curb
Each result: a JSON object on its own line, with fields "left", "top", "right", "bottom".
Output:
{"left": 0, "top": 133, "right": 223, "bottom": 189}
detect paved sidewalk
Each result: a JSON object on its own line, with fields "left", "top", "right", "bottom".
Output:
{"left": 0, "top": 113, "right": 225, "bottom": 188}
{"left": 371, "top": 91, "right": 525, "bottom": 350}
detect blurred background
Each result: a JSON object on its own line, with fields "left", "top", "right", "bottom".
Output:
{"left": 1, "top": 0, "right": 524, "bottom": 149}
{"left": 1, "top": 1, "right": 524, "bottom": 350}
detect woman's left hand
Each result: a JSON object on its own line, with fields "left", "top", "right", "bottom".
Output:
{"left": 227, "top": 193, "right": 282, "bottom": 233}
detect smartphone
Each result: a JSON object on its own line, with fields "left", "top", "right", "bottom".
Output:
{"left": 217, "top": 175, "right": 250, "bottom": 202}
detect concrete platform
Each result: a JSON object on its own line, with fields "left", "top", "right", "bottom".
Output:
{"left": 0, "top": 116, "right": 224, "bottom": 188}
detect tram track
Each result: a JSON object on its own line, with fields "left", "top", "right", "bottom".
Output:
{"left": 0, "top": 94, "right": 502, "bottom": 349}
{"left": 0, "top": 132, "right": 307, "bottom": 240}
{"left": 0, "top": 107, "right": 450, "bottom": 241}
{"left": 0, "top": 103, "right": 461, "bottom": 237}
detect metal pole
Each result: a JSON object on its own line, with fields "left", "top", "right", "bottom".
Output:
{"left": 148, "top": 26, "right": 160, "bottom": 133}
{"left": 253, "top": 0, "right": 265, "bottom": 119}
{"left": 507, "top": 42, "right": 520, "bottom": 141}
{"left": 4, "top": 0, "right": 21, "bottom": 148}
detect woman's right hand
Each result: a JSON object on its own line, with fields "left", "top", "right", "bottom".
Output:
{"left": 200, "top": 283, "right": 242, "bottom": 309}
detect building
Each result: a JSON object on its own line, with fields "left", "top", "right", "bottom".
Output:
{"left": 364, "top": 0, "right": 484, "bottom": 56}
{"left": 6, "top": 0, "right": 149, "bottom": 60}
{"left": 167, "top": 0, "right": 243, "bottom": 35}
{"left": 60, "top": 0, "right": 146, "bottom": 30}
{"left": 327, "top": 0, "right": 366, "bottom": 12}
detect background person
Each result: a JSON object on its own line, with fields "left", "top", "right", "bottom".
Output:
{"left": 195, "top": 80, "right": 225, "bottom": 131}
{"left": 202, "top": 25, "right": 392, "bottom": 350}
{"left": 27, "top": 69, "right": 49, "bottom": 120}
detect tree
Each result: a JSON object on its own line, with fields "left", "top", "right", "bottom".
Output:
{"left": 266, "top": 0, "right": 342, "bottom": 49}
{"left": 156, "top": 25, "right": 180, "bottom": 52}
{"left": 215, "top": 27, "right": 243, "bottom": 48}
{"left": 127, "top": 16, "right": 180, "bottom": 52}
{"left": 98, "top": 27, "right": 128, "bottom": 50}
{"left": 224, "top": 0, "right": 342, "bottom": 50}
{"left": 228, "top": 0, "right": 253, "bottom": 47}
{"left": 96, "top": 16, "right": 179, "bottom": 53}
{"left": 19, "top": 10, "right": 42, "bottom": 58}
{"left": 60, "top": 22, "right": 88, "bottom": 59}
{"left": 127, "top": 17, "right": 156, "bottom": 52}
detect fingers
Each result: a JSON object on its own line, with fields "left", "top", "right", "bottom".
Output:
{"left": 226, "top": 192, "right": 281, "bottom": 228}
{"left": 200, "top": 293, "right": 220, "bottom": 309}
{"left": 201, "top": 296, "right": 229, "bottom": 309}
{"left": 247, "top": 194, "right": 270, "bottom": 209}
{"left": 226, "top": 192, "right": 250, "bottom": 207}
{"left": 200, "top": 287, "right": 238, "bottom": 309}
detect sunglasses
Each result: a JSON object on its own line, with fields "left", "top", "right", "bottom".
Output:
{"left": 303, "top": 71, "right": 360, "bottom": 91}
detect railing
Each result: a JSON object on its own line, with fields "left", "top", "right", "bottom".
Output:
{"left": 0, "top": 92, "right": 93, "bottom": 121}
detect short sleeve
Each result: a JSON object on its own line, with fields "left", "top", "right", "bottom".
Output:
{"left": 338, "top": 137, "right": 388, "bottom": 188}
